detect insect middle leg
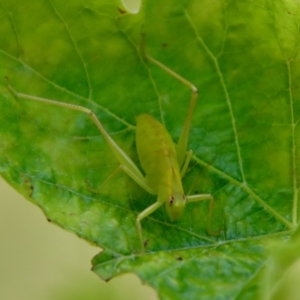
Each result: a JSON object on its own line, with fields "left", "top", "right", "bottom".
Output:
{"left": 7, "top": 85, "right": 150, "bottom": 187}
{"left": 186, "top": 193, "right": 219, "bottom": 236}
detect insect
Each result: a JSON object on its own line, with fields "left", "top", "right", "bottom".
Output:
{"left": 8, "top": 53, "right": 215, "bottom": 253}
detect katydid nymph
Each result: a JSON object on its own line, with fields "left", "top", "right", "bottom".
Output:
{"left": 7, "top": 54, "right": 215, "bottom": 253}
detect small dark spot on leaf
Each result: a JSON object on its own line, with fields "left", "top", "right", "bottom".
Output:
{"left": 286, "top": 10, "right": 295, "bottom": 15}
{"left": 118, "top": 7, "right": 126, "bottom": 14}
{"left": 144, "top": 239, "right": 149, "bottom": 248}
{"left": 161, "top": 43, "right": 168, "bottom": 48}
{"left": 22, "top": 177, "right": 34, "bottom": 197}
{"left": 29, "top": 185, "right": 34, "bottom": 197}
{"left": 46, "top": 218, "right": 52, "bottom": 223}
{"left": 176, "top": 256, "right": 183, "bottom": 261}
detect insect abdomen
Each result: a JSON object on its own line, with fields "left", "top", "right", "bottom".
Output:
{"left": 136, "top": 114, "right": 179, "bottom": 192}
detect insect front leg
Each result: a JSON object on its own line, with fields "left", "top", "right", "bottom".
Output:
{"left": 86, "top": 166, "right": 123, "bottom": 193}
{"left": 86, "top": 164, "right": 154, "bottom": 196}
{"left": 136, "top": 200, "right": 163, "bottom": 253}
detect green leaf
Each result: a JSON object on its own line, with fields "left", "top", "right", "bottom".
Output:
{"left": 0, "top": 0, "right": 299, "bottom": 299}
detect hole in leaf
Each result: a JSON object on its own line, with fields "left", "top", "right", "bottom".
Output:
{"left": 120, "top": 0, "right": 141, "bottom": 14}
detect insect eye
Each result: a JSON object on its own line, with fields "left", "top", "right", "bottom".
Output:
{"left": 169, "top": 196, "right": 174, "bottom": 204}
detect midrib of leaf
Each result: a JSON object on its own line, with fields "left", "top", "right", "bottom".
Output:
{"left": 94, "top": 230, "right": 290, "bottom": 264}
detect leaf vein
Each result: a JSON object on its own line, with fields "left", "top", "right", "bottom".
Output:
{"left": 184, "top": 10, "right": 246, "bottom": 184}
{"left": 0, "top": 49, "right": 135, "bottom": 129}
{"left": 48, "top": 0, "right": 93, "bottom": 100}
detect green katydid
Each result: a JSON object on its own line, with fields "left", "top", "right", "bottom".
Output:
{"left": 7, "top": 54, "right": 215, "bottom": 253}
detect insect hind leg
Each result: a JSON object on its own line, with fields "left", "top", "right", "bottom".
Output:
{"left": 144, "top": 54, "right": 198, "bottom": 169}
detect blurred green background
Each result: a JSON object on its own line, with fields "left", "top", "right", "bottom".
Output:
{"left": 0, "top": 177, "right": 156, "bottom": 300}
